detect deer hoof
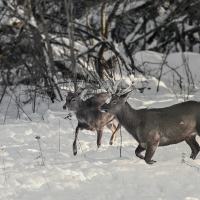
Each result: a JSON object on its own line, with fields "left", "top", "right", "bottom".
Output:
{"left": 73, "top": 145, "right": 77, "bottom": 156}
{"left": 109, "top": 141, "right": 113, "bottom": 145}
{"left": 190, "top": 154, "right": 196, "bottom": 160}
{"left": 147, "top": 160, "right": 156, "bottom": 165}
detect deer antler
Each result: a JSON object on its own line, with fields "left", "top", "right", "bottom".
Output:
{"left": 76, "top": 80, "right": 84, "bottom": 93}
{"left": 68, "top": 80, "right": 72, "bottom": 92}
{"left": 112, "top": 78, "right": 122, "bottom": 94}
{"left": 113, "top": 78, "right": 134, "bottom": 96}
{"left": 118, "top": 80, "right": 132, "bottom": 95}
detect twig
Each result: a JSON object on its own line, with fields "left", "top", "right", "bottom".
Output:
{"left": 3, "top": 94, "right": 12, "bottom": 125}
{"left": 6, "top": 89, "right": 32, "bottom": 121}
{"left": 181, "top": 153, "right": 199, "bottom": 170}
{"left": 182, "top": 53, "right": 195, "bottom": 99}
{"left": 120, "top": 126, "right": 122, "bottom": 157}
{"left": 1, "top": 145, "right": 7, "bottom": 182}
{"left": 35, "top": 136, "right": 45, "bottom": 166}
{"left": 39, "top": 164, "right": 50, "bottom": 189}
{"left": 58, "top": 117, "right": 61, "bottom": 151}
{"left": 157, "top": 48, "right": 170, "bottom": 92}
{"left": 0, "top": 84, "right": 7, "bottom": 104}
{"left": 17, "top": 179, "right": 33, "bottom": 193}
{"left": 15, "top": 149, "right": 24, "bottom": 159}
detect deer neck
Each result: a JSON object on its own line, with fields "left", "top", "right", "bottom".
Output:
{"left": 74, "top": 100, "right": 87, "bottom": 123}
{"left": 116, "top": 102, "right": 139, "bottom": 130}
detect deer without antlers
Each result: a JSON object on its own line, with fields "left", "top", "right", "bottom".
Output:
{"left": 63, "top": 88, "right": 121, "bottom": 156}
{"left": 100, "top": 82, "right": 200, "bottom": 164}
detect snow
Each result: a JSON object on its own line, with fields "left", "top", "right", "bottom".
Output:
{"left": 1, "top": 51, "right": 200, "bottom": 199}
{"left": 134, "top": 51, "right": 200, "bottom": 98}
{"left": 0, "top": 1, "right": 38, "bottom": 29}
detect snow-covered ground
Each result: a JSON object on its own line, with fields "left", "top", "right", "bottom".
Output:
{"left": 1, "top": 51, "right": 200, "bottom": 200}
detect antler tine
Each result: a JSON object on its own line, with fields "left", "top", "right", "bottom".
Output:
{"left": 119, "top": 80, "right": 132, "bottom": 95}
{"left": 110, "top": 76, "right": 115, "bottom": 94}
{"left": 106, "top": 87, "right": 113, "bottom": 102}
{"left": 113, "top": 78, "right": 122, "bottom": 94}
{"left": 115, "top": 88, "right": 122, "bottom": 96}
{"left": 76, "top": 80, "right": 84, "bottom": 93}
{"left": 68, "top": 79, "right": 72, "bottom": 92}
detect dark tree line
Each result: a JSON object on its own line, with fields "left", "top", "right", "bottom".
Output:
{"left": 0, "top": 0, "right": 200, "bottom": 105}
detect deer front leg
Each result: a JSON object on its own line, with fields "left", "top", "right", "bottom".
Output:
{"left": 107, "top": 123, "right": 121, "bottom": 145}
{"left": 73, "top": 126, "right": 82, "bottom": 156}
{"left": 97, "top": 127, "right": 104, "bottom": 148}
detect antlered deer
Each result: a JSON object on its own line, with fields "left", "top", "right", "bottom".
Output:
{"left": 100, "top": 84, "right": 200, "bottom": 164}
{"left": 63, "top": 89, "right": 121, "bottom": 155}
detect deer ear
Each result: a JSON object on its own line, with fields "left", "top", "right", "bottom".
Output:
{"left": 78, "top": 89, "right": 87, "bottom": 99}
{"left": 120, "top": 91, "right": 131, "bottom": 102}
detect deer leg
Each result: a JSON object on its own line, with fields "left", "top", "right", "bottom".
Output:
{"left": 107, "top": 123, "right": 116, "bottom": 145}
{"left": 135, "top": 144, "right": 145, "bottom": 160}
{"left": 73, "top": 126, "right": 82, "bottom": 156}
{"left": 185, "top": 135, "right": 200, "bottom": 159}
{"left": 144, "top": 143, "right": 159, "bottom": 164}
{"left": 97, "top": 127, "right": 104, "bottom": 148}
{"left": 106, "top": 123, "right": 121, "bottom": 145}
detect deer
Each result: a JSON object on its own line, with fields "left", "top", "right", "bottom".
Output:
{"left": 100, "top": 81, "right": 200, "bottom": 164}
{"left": 63, "top": 88, "right": 121, "bottom": 156}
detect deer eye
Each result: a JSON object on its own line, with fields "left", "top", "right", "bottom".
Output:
{"left": 71, "top": 98, "right": 76, "bottom": 102}
{"left": 111, "top": 100, "right": 116, "bottom": 104}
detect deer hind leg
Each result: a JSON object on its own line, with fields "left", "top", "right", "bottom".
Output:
{"left": 144, "top": 140, "right": 160, "bottom": 164}
{"left": 97, "top": 127, "right": 104, "bottom": 148}
{"left": 73, "top": 126, "right": 82, "bottom": 156}
{"left": 135, "top": 144, "right": 145, "bottom": 160}
{"left": 144, "top": 145, "right": 157, "bottom": 164}
{"left": 185, "top": 135, "right": 200, "bottom": 159}
{"left": 106, "top": 122, "right": 121, "bottom": 145}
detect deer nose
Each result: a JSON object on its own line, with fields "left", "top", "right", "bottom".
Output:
{"left": 100, "top": 105, "right": 107, "bottom": 112}
{"left": 63, "top": 105, "right": 66, "bottom": 110}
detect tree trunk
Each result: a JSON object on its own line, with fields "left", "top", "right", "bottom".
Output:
{"left": 64, "top": 0, "right": 77, "bottom": 92}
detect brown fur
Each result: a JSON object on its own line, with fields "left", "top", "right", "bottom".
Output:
{"left": 63, "top": 91, "right": 121, "bottom": 155}
{"left": 101, "top": 92, "right": 200, "bottom": 164}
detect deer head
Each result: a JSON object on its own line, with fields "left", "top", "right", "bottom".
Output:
{"left": 100, "top": 91, "right": 131, "bottom": 115}
{"left": 101, "top": 79, "right": 133, "bottom": 115}
{"left": 63, "top": 89, "right": 87, "bottom": 111}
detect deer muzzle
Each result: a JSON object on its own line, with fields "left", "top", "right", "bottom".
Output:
{"left": 100, "top": 104, "right": 109, "bottom": 112}
{"left": 63, "top": 103, "right": 69, "bottom": 110}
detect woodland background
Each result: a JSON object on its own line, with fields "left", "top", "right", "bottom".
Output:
{"left": 1, "top": 1, "right": 200, "bottom": 199}
{"left": 0, "top": 0, "right": 200, "bottom": 105}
